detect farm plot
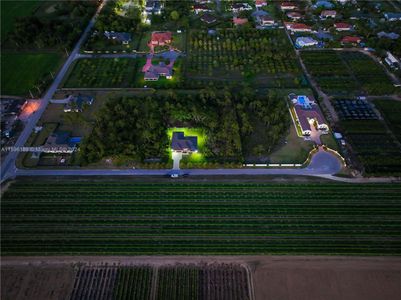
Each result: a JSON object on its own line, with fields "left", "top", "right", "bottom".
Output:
{"left": 301, "top": 51, "right": 396, "bottom": 96}
{"left": 186, "top": 29, "right": 305, "bottom": 88}
{"left": 62, "top": 58, "right": 137, "bottom": 88}
{"left": 374, "top": 100, "right": 401, "bottom": 143}
{"left": 70, "top": 265, "right": 153, "bottom": 300}
{"left": 156, "top": 264, "right": 250, "bottom": 300}
{"left": 2, "top": 181, "right": 401, "bottom": 255}
{"left": 340, "top": 120, "right": 401, "bottom": 176}
{"left": 334, "top": 99, "right": 378, "bottom": 120}
{"left": 339, "top": 52, "right": 396, "bottom": 96}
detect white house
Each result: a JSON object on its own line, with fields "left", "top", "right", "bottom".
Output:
{"left": 296, "top": 37, "right": 319, "bottom": 48}
{"left": 385, "top": 52, "right": 400, "bottom": 69}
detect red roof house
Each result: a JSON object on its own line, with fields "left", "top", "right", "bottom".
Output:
{"left": 281, "top": 2, "right": 297, "bottom": 10}
{"left": 334, "top": 22, "right": 352, "bottom": 31}
{"left": 321, "top": 10, "right": 337, "bottom": 18}
{"left": 151, "top": 31, "right": 172, "bottom": 46}
{"left": 286, "top": 11, "right": 302, "bottom": 20}
{"left": 255, "top": 0, "right": 267, "bottom": 7}
{"left": 233, "top": 17, "right": 248, "bottom": 25}
{"left": 285, "top": 22, "right": 312, "bottom": 32}
{"left": 341, "top": 36, "right": 361, "bottom": 44}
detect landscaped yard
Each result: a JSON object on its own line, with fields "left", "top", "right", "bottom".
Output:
{"left": 62, "top": 58, "right": 138, "bottom": 88}
{"left": 0, "top": 52, "right": 63, "bottom": 96}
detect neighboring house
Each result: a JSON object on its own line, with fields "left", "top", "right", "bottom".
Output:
{"left": 144, "top": 61, "right": 173, "bottom": 81}
{"left": 64, "top": 95, "right": 94, "bottom": 113}
{"left": 296, "top": 37, "right": 319, "bottom": 48}
{"left": 384, "top": 12, "right": 401, "bottom": 21}
{"left": 171, "top": 132, "right": 198, "bottom": 153}
{"left": 377, "top": 31, "right": 400, "bottom": 40}
{"left": 334, "top": 22, "right": 352, "bottom": 31}
{"left": 335, "top": 0, "right": 350, "bottom": 4}
{"left": 44, "top": 131, "right": 80, "bottom": 154}
{"left": 320, "top": 10, "right": 336, "bottom": 19}
{"left": 341, "top": 36, "right": 361, "bottom": 44}
{"left": 150, "top": 31, "right": 172, "bottom": 46}
{"left": 200, "top": 13, "right": 217, "bottom": 24}
{"left": 286, "top": 11, "right": 302, "bottom": 20}
{"left": 195, "top": 0, "right": 210, "bottom": 3}
{"left": 290, "top": 95, "right": 328, "bottom": 136}
{"left": 281, "top": 2, "right": 298, "bottom": 10}
{"left": 104, "top": 31, "right": 132, "bottom": 44}
{"left": 259, "top": 15, "right": 275, "bottom": 26}
{"left": 255, "top": 0, "right": 267, "bottom": 8}
{"left": 231, "top": 2, "right": 252, "bottom": 12}
{"left": 285, "top": 22, "right": 312, "bottom": 32}
{"left": 233, "top": 17, "right": 248, "bottom": 26}
{"left": 385, "top": 52, "right": 400, "bottom": 69}
{"left": 193, "top": 3, "right": 211, "bottom": 14}
{"left": 145, "top": 0, "right": 162, "bottom": 14}
{"left": 313, "top": 0, "right": 334, "bottom": 9}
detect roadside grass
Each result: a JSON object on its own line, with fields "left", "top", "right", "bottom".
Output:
{"left": 62, "top": 58, "right": 138, "bottom": 88}
{"left": 320, "top": 132, "right": 339, "bottom": 151}
{"left": 1, "top": 52, "right": 63, "bottom": 96}
{"left": 268, "top": 126, "right": 314, "bottom": 164}
{"left": 1, "top": 0, "right": 40, "bottom": 41}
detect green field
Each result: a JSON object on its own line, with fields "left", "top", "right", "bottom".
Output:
{"left": 1, "top": 52, "right": 63, "bottom": 96}
{"left": 1, "top": 0, "right": 40, "bottom": 41}
{"left": 2, "top": 181, "right": 401, "bottom": 255}
{"left": 63, "top": 58, "right": 138, "bottom": 88}
{"left": 374, "top": 100, "right": 401, "bottom": 143}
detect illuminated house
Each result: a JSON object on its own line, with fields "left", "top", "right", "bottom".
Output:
{"left": 290, "top": 95, "right": 328, "bottom": 136}
{"left": 144, "top": 62, "right": 173, "bottom": 81}
{"left": 171, "top": 132, "right": 198, "bottom": 153}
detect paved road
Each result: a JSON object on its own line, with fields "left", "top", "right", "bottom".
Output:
{"left": 15, "top": 149, "right": 343, "bottom": 178}
{"left": 1, "top": 1, "right": 107, "bottom": 182}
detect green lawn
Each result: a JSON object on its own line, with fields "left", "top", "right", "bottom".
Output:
{"left": 1, "top": 0, "right": 40, "bottom": 41}
{"left": 269, "top": 126, "right": 314, "bottom": 164}
{"left": 2, "top": 180, "right": 401, "bottom": 255}
{"left": 1, "top": 52, "right": 63, "bottom": 96}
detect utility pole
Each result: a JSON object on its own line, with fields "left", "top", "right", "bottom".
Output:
{"left": 29, "top": 90, "right": 34, "bottom": 99}
{"left": 64, "top": 47, "right": 70, "bottom": 57}
{"left": 50, "top": 71, "right": 54, "bottom": 79}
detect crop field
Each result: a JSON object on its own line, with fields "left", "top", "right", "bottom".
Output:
{"left": 63, "top": 58, "right": 137, "bottom": 88}
{"left": 374, "top": 100, "right": 401, "bottom": 143}
{"left": 340, "top": 120, "right": 401, "bottom": 175}
{"left": 186, "top": 29, "right": 304, "bottom": 88}
{"left": 1, "top": 52, "right": 63, "bottom": 96}
{"left": 2, "top": 181, "right": 401, "bottom": 255}
{"left": 70, "top": 265, "right": 153, "bottom": 300}
{"left": 334, "top": 99, "right": 378, "bottom": 120}
{"left": 301, "top": 51, "right": 396, "bottom": 96}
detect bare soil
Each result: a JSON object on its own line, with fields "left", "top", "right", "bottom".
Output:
{"left": 2, "top": 256, "right": 401, "bottom": 300}
{"left": 1, "top": 264, "right": 76, "bottom": 300}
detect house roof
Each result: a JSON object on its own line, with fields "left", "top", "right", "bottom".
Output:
{"left": 151, "top": 31, "right": 172, "bottom": 43}
{"left": 260, "top": 15, "right": 274, "bottom": 22}
{"left": 321, "top": 10, "right": 336, "bottom": 16}
{"left": 145, "top": 62, "right": 172, "bottom": 79}
{"left": 296, "top": 37, "right": 318, "bottom": 46}
{"left": 104, "top": 31, "right": 132, "bottom": 42}
{"left": 335, "top": 22, "right": 352, "bottom": 29}
{"left": 377, "top": 31, "right": 400, "bottom": 39}
{"left": 286, "top": 23, "right": 311, "bottom": 30}
{"left": 171, "top": 132, "right": 198, "bottom": 152}
{"left": 255, "top": 0, "right": 267, "bottom": 6}
{"left": 281, "top": 2, "right": 297, "bottom": 8}
{"left": 193, "top": 3, "right": 209, "bottom": 10}
{"left": 341, "top": 36, "right": 361, "bottom": 43}
{"left": 201, "top": 13, "right": 216, "bottom": 23}
{"left": 287, "top": 11, "right": 302, "bottom": 18}
{"left": 294, "top": 104, "right": 326, "bottom": 132}
{"left": 233, "top": 17, "right": 248, "bottom": 25}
